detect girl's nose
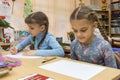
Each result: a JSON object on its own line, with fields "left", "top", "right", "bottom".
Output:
{"left": 76, "top": 32, "right": 82, "bottom": 37}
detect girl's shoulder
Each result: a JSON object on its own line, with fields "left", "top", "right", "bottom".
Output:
{"left": 44, "top": 33, "right": 55, "bottom": 42}
{"left": 95, "top": 37, "right": 111, "bottom": 48}
{"left": 70, "top": 39, "right": 80, "bottom": 51}
{"left": 46, "top": 32, "right": 53, "bottom": 36}
{"left": 71, "top": 39, "right": 80, "bottom": 46}
{"left": 45, "top": 33, "right": 54, "bottom": 39}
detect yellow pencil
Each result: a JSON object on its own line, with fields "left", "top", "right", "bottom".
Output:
{"left": 42, "top": 57, "right": 56, "bottom": 63}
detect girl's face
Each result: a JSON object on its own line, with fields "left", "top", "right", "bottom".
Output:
{"left": 27, "top": 23, "right": 45, "bottom": 37}
{"left": 71, "top": 19, "right": 96, "bottom": 45}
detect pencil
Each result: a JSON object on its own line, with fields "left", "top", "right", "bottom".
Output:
{"left": 42, "top": 57, "right": 56, "bottom": 63}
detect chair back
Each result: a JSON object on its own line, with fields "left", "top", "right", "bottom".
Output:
{"left": 114, "top": 52, "right": 120, "bottom": 69}
{"left": 67, "top": 32, "right": 75, "bottom": 42}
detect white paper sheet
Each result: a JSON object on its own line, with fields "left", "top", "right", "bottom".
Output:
{"left": 39, "top": 60, "right": 105, "bottom": 80}
{"left": 5, "top": 52, "right": 41, "bottom": 59}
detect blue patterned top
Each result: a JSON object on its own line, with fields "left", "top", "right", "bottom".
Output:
{"left": 71, "top": 36, "right": 117, "bottom": 68}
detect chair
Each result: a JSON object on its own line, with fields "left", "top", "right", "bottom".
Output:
{"left": 0, "top": 43, "right": 10, "bottom": 51}
{"left": 114, "top": 52, "right": 120, "bottom": 69}
{"left": 112, "top": 39, "right": 120, "bottom": 48}
{"left": 58, "top": 41, "right": 70, "bottom": 57}
{"left": 67, "top": 32, "right": 75, "bottom": 42}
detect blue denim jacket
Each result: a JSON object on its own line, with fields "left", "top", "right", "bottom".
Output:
{"left": 16, "top": 32, "right": 64, "bottom": 57}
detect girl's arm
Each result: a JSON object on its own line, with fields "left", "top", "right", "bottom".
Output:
{"left": 102, "top": 41, "right": 117, "bottom": 68}
{"left": 35, "top": 36, "right": 64, "bottom": 57}
{"left": 70, "top": 41, "right": 78, "bottom": 60}
{"left": 16, "top": 35, "right": 32, "bottom": 51}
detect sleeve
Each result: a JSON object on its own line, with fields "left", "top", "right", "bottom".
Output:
{"left": 70, "top": 41, "right": 78, "bottom": 60}
{"left": 94, "top": 28, "right": 104, "bottom": 39}
{"left": 16, "top": 35, "right": 32, "bottom": 51}
{"left": 36, "top": 36, "right": 65, "bottom": 57}
{"left": 102, "top": 41, "right": 117, "bottom": 68}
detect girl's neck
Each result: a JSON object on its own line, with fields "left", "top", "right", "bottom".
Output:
{"left": 82, "top": 35, "right": 94, "bottom": 46}
{"left": 36, "top": 31, "right": 45, "bottom": 37}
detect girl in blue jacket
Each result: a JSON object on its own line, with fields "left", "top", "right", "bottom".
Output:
{"left": 10, "top": 11, "right": 64, "bottom": 57}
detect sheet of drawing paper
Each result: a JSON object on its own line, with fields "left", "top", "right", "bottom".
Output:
{"left": 39, "top": 60, "right": 105, "bottom": 80}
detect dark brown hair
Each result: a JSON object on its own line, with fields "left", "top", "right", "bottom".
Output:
{"left": 25, "top": 11, "right": 49, "bottom": 49}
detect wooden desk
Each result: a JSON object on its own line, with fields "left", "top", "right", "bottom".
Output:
{"left": 0, "top": 57, "right": 120, "bottom": 80}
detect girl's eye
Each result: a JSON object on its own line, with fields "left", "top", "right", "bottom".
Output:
{"left": 30, "top": 28, "right": 34, "bottom": 30}
{"left": 81, "top": 29, "right": 87, "bottom": 32}
{"left": 73, "top": 30, "right": 78, "bottom": 33}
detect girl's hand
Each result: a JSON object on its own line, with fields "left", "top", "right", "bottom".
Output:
{"left": 10, "top": 47, "right": 18, "bottom": 55}
{"left": 22, "top": 50, "right": 36, "bottom": 56}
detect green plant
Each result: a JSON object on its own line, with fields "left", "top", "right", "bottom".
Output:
{"left": 0, "top": 18, "right": 14, "bottom": 29}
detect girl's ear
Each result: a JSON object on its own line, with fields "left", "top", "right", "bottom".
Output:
{"left": 40, "top": 25, "right": 46, "bottom": 31}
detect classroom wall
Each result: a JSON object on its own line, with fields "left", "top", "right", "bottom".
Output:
{"left": 3, "top": 0, "right": 105, "bottom": 41}
{"left": 6, "top": 0, "right": 75, "bottom": 41}
{"left": 75, "top": 0, "right": 91, "bottom": 7}
{"left": 32, "top": 0, "right": 75, "bottom": 41}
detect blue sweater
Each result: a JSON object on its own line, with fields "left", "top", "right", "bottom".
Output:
{"left": 71, "top": 36, "right": 117, "bottom": 68}
{"left": 16, "top": 32, "right": 64, "bottom": 57}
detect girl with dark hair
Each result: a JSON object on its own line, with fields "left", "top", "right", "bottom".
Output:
{"left": 70, "top": 5, "right": 117, "bottom": 68}
{"left": 10, "top": 11, "right": 64, "bottom": 57}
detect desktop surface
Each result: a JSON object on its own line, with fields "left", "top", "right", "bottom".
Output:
{"left": 0, "top": 56, "right": 120, "bottom": 80}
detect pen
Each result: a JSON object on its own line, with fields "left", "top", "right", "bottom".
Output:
{"left": 42, "top": 57, "right": 56, "bottom": 63}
